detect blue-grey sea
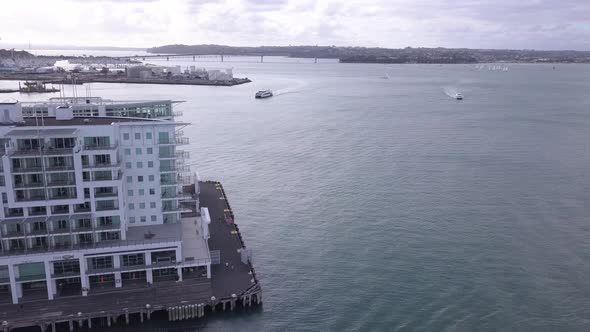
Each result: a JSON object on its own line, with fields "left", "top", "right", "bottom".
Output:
{"left": 2, "top": 57, "right": 590, "bottom": 331}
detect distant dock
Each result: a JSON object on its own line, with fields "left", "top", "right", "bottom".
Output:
{"left": 0, "top": 73, "right": 251, "bottom": 87}
{"left": 0, "top": 181, "right": 261, "bottom": 332}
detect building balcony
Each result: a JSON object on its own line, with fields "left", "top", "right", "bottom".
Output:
{"left": 95, "top": 204, "right": 119, "bottom": 212}
{"left": 158, "top": 137, "right": 189, "bottom": 145}
{"left": 13, "top": 181, "right": 45, "bottom": 189}
{"left": 27, "top": 228, "right": 48, "bottom": 236}
{"left": 5, "top": 211, "right": 24, "bottom": 218}
{"left": 11, "top": 166, "right": 43, "bottom": 173}
{"left": 158, "top": 150, "right": 189, "bottom": 159}
{"left": 15, "top": 195, "right": 47, "bottom": 202}
{"left": 47, "top": 193, "right": 77, "bottom": 200}
{"left": 161, "top": 192, "right": 193, "bottom": 200}
{"left": 73, "top": 206, "right": 91, "bottom": 213}
{"left": 83, "top": 143, "right": 118, "bottom": 151}
{"left": 94, "top": 191, "right": 118, "bottom": 198}
{"left": 45, "top": 165, "right": 75, "bottom": 172}
{"left": 51, "top": 271, "right": 80, "bottom": 279}
{"left": 95, "top": 223, "right": 121, "bottom": 231}
{"left": 46, "top": 179, "right": 76, "bottom": 187}
{"left": 2, "top": 230, "right": 24, "bottom": 238}
{"left": 159, "top": 165, "right": 190, "bottom": 173}
{"left": 49, "top": 227, "right": 72, "bottom": 235}
{"left": 10, "top": 149, "right": 43, "bottom": 157}
{"left": 43, "top": 147, "right": 74, "bottom": 156}
{"left": 72, "top": 226, "right": 93, "bottom": 233}
{"left": 83, "top": 162, "right": 120, "bottom": 170}
{"left": 16, "top": 274, "right": 46, "bottom": 283}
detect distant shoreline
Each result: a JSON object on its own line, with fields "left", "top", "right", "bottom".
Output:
{"left": 147, "top": 44, "right": 590, "bottom": 64}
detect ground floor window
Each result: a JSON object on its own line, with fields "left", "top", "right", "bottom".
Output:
{"left": 89, "top": 274, "right": 114, "bottom": 284}
{"left": 121, "top": 271, "right": 146, "bottom": 280}
{"left": 153, "top": 268, "right": 176, "bottom": 277}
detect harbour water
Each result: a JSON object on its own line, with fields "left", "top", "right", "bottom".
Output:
{"left": 2, "top": 60, "right": 590, "bottom": 331}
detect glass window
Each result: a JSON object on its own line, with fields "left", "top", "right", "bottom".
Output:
{"left": 127, "top": 190, "right": 133, "bottom": 196}
{"left": 139, "top": 203, "right": 145, "bottom": 209}
{"left": 150, "top": 202, "right": 156, "bottom": 208}
{"left": 136, "top": 148, "right": 142, "bottom": 155}
{"left": 123, "top": 133, "right": 130, "bottom": 140}
{"left": 138, "top": 176, "right": 144, "bottom": 182}
{"left": 139, "top": 189, "right": 145, "bottom": 196}
{"left": 125, "top": 162, "right": 131, "bottom": 169}
{"left": 137, "top": 162, "right": 143, "bottom": 168}
{"left": 148, "top": 175, "right": 155, "bottom": 181}
{"left": 126, "top": 176, "right": 132, "bottom": 183}
{"left": 124, "top": 148, "right": 131, "bottom": 155}
{"left": 129, "top": 203, "right": 135, "bottom": 210}
{"left": 129, "top": 217, "right": 135, "bottom": 223}
{"left": 151, "top": 215, "right": 157, "bottom": 221}
{"left": 122, "top": 254, "right": 144, "bottom": 267}
{"left": 146, "top": 132, "right": 152, "bottom": 139}
{"left": 135, "top": 133, "right": 141, "bottom": 140}
{"left": 90, "top": 256, "right": 113, "bottom": 270}
{"left": 149, "top": 188, "right": 155, "bottom": 195}
{"left": 148, "top": 161, "right": 153, "bottom": 168}
{"left": 140, "top": 216, "right": 146, "bottom": 223}
{"left": 147, "top": 148, "right": 153, "bottom": 154}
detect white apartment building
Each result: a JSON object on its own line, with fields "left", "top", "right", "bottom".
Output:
{"left": 0, "top": 99, "right": 211, "bottom": 305}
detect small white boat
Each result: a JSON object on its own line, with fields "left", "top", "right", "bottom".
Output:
{"left": 255, "top": 90, "right": 273, "bottom": 99}
{"left": 454, "top": 93, "right": 463, "bottom": 100}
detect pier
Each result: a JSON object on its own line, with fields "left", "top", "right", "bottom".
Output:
{"left": 0, "top": 73, "right": 251, "bottom": 87}
{"left": 0, "top": 181, "right": 260, "bottom": 332}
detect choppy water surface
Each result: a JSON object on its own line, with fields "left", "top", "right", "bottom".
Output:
{"left": 2, "top": 61, "right": 590, "bottom": 331}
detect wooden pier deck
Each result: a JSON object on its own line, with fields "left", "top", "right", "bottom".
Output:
{"left": 0, "top": 181, "right": 260, "bottom": 332}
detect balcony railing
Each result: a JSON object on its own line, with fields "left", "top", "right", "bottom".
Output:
{"left": 27, "top": 228, "right": 48, "bottom": 236}
{"left": 158, "top": 137, "right": 189, "bottom": 145}
{"left": 45, "top": 165, "right": 75, "bottom": 172}
{"left": 49, "top": 227, "right": 71, "bottom": 234}
{"left": 51, "top": 271, "right": 80, "bottom": 279}
{"left": 16, "top": 273, "right": 47, "bottom": 282}
{"left": 94, "top": 191, "right": 118, "bottom": 198}
{"left": 0, "top": 237, "right": 182, "bottom": 258}
{"left": 95, "top": 204, "right": 119, "bottom": 212}
{"left": 83, "top": 162, "right": 120, "bottom": 169}
{"left": 161, "top": 192, "right": 193, "bottom": 200}
{"left": 16, "top": 195, "right": 47, "bottom": 202}
{"left": 83, "top": 143, "right": 118, "bottom": 151}
{"left": 73, "top": 206, "right": 91, "bottom": 213}
{"left": 48, "top": 193, "right": 77, "bottom": 200}
{"left": 46, "top": 179, "right": 76, "bottom": 187}
{"left": 13, "top": 181, "right": 45, "bottom": 189}
{"left": 12, "top": 166, "right": 43, "bottom": 173}
{"left": 95, "top": 223, "right": 121, "bottom": 231}
{"left": 158, "top": 150, "right": 189, "bottom": 159}
{"left": 3, "top": 230, "right": 24, "bottom": 238}
{"left": 159, "top": 165, "right": 190, "bottom": 173}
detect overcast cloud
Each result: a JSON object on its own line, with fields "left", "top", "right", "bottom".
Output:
{"left": 1, "top": 0, "right": 589, "bottom": 50}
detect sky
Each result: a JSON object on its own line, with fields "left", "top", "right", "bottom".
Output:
{"left": 1, "top": 0, "right": 589, "bottom": 50}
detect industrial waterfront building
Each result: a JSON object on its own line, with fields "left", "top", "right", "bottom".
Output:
{"left": 0, "top": 98, "right": 213, "bottom": 305}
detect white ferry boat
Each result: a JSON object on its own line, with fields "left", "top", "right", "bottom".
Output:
{"left": 255, "top": 90, "right": 273, "bottom": 99}
{"left": 454, "top": 93, "right": 463, "bottom": 100}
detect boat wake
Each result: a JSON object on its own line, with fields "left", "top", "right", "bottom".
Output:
{"left": 273, "top": 79, "right": 307, "bottom": 96}
{"left": 443, "top": 87, "right": 459, "bottom": 98}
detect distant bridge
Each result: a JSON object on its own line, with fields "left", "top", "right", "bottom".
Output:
{"left": 118, "top": 54, "right": 321, "bottom": 63}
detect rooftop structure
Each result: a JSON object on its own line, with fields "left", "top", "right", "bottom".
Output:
{"left": 19, "top": 97, "right": 182, "bottom": 120}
